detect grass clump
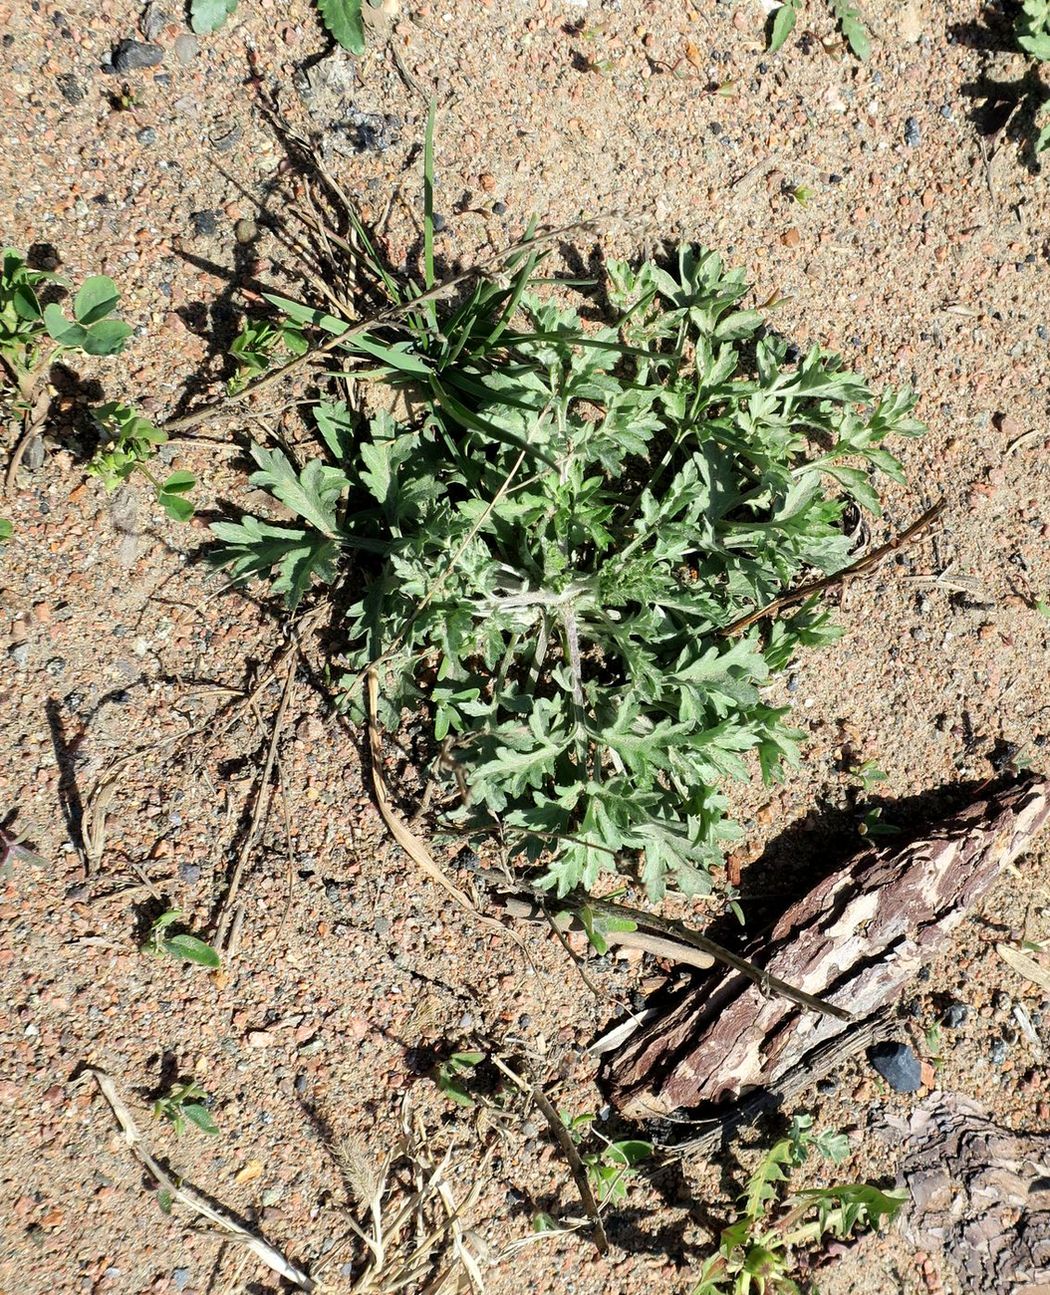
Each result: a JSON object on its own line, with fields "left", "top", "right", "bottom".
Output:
{"left": 212, "top": 128, "right": 923, "bottom": 902}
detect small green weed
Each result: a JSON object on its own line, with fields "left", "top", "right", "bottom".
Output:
{"left": 89, "top": 402, "right": 196, "bottom": 520}
{"left": 1, "top": 250, "right": 129, "bottom": 398}
{"left": 562, "top": 1111, "right": 652, "bottom": 1206}
{"left": 212, "top": 120, "right": 923, "bottom": 902}
{"left": 190, "top": 0, "right": 372, "bottom": 54}
{"left": 435, "top": 1049, "right": 486, "bottom": 1108}
{"left": 227, "top": 317, "right": 307, "bottom": 394}
{"left": 142, "top": 910, "right": 221, "bottom": 968}
{"left": 849, "top": 760, "right": 887, "bottom": 793}
{"left": 152, "top": 1081, "right": 219, "bottom": 1136}
{"left": 693, "top": 1115, "right": 905, "bottom": 1294}
{"left": 769, "top": 0, "right": 870, "bottom": 60}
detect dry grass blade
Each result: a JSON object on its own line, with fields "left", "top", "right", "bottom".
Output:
{"left": 996, "top": 942, "right": 1050, "bottom": 993}
{"left": 366, "top": 669, "right": 530, "bottom": 967}
{"left": 721, "top": 498, "right": 945, "bottom": 637}
{"left": 319, "top": 1098, "right": 488, "bottom": 1295}
{"left": 214, "top": 649, "right": 298, "bottom": 951}
{"left": 488, "top": 1056, "right": 609, "bottom": 1256}
{"left": 86, "top": 1068, "right": 314, "bottom": 1290}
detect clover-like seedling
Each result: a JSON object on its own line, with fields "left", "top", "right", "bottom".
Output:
{"left": 143, "top": 909, "right": 221, "bottom": 968}
{"left": 0, "top": 248, "right": 65, "bottom": 386}
{"left": 89, "top": 401, "right": 196, "bottom": 521}
{"left": 42, "top": 275, "right": 132, "bottom": 357}
{"left": 152, "top": 1081, "right": 219, "bottom": 1136}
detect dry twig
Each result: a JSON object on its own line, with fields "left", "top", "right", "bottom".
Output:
{"left": 720, "top": 498, "right": 946, "bottom": 637}
{"left": 86, "top": 1068, "right": 314, "bottom": 1290}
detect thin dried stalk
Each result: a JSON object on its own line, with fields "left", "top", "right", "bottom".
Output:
{"left": 87, "top": 1068, "right": 314, "bottom": 1290}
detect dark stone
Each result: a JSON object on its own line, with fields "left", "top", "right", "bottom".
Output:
{"left": 431, "top": 212, "right": 447, "bottom": 233}
{"left": 344, "top": 108, "right": 400, "bottom": 153}
{"left": 111, "top": 39, "right": 164, "bottom": 73}
{"left": 189, "top": 209, "right": 218, "bottom": 236}
{"left": 55, "top": 73, "right": 84, "bottom": 104}
{"left": 868, "top": 1041, "right": 922, "bottom": 1092}
{"left": 136, "top": 126, "right": 156, "bottom": 146}
{"left": 990, "top": 1039, "right": 1008, "bottom": 1065}
{"left": 178, "top": 862, "right": 201, "bottom": 884}
{"left": 904, "top": 116, "right": 921, "bottom": 147}
{"left": 941, "top": 1000, "right": 970, "bottom": 1029}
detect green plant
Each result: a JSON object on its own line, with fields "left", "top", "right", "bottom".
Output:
{"left": 142, "top": 910, "right": 221, "bottom": 968}
{"left": 562, "top": 1112, "right": 652, "bottom": 1206}
{"left": 152, "top": 1081, "right": 219, "bottom": 1136}
{"left": 212, "top": 122, "right": 923, "bottom": 903}
{"left": 227, "top": 317, "right": 307, "bottom": 394}
{"left": 0, "top": 518, "right": 11, "bottom": 541}
{"left": 0, "top": 251, "right": 130, "bottom": 398}
{"left": 693, "top": 1115, "right": 905, "bottom": 1294}
{"left": 434, "top": 1049, "right": 485, "bottom": 1107}
{"left": 769, "top": 0, "right": 870, "bottom": 60}
{"left": 849, "top": 760, "right": 887, "bottom": 793}
{"left": 1015, "top": 0, "right": 1050, "bottom": 152}
{"left": 190, "top": 0, "right": 372, "bottom": 54}
{"left": 88, "top": 401, "right": 196, "bottom": 521}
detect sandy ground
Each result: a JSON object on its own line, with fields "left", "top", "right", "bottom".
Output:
{"left": 2, "top": 0, "right": 1050, "bottom": 1292}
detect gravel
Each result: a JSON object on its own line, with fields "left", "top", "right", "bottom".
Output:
{"left": 110, "top": 39, "right": 165, "bottom": 73}
{"left": 868, "top": 1042, "right": 923, "bottom": 1093}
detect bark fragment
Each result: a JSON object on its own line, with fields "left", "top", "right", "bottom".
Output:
{"left": 606, "top": 775, "right": 1049, "bottom": 1119}
{"left": 892, "top": 1092, "right": 1050, "bottom": 1295}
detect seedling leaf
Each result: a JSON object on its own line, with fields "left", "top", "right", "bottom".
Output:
{"left": 160, "top": 934, "right": 222, "bottom": 967}
{"left": 191, "top": 0, "right": 239, "bottom": 34}
{"left": 316, "top": 0, "right": 365, "bottom": 54}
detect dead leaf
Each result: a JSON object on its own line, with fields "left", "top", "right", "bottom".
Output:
{"left": 235, "top": 1158, "right": 264, "bottom": 1185}
{"left": 684, "top": 40, "right": 702, "bottom": 70}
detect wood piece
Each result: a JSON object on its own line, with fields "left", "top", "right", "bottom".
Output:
{"left": 605, "top": 775, "right": 1050, "bottom": 1119}
{"left": 893, "top": 1092, "right": 1050, "bottom": 1295}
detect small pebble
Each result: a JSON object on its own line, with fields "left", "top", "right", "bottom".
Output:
{"left": 136, "top": 126, "right": 157, "bottom": 146}
{"left": 172, "top": 1268, "right": 191, "bottom": 1293}
{"left": 55, "top": 73, "right": 84, "bottom": 104}
{"left": 993, "top": 990, "right": 1012, "bottom": 1013}
{"left": 374, "top": 915, "right": 391, "bottom": 935}
{"left": 178, "top": 862, "right": 201, "bottom": 885}
{"left": 431, "top": 212, "right": 447, "bottom": 233}
{"left": 44, "top": 657, "right": 66, "bottom": 677}
{"left": 989, "top": 1040, "right": 1008, "bottom": 1065}
{"left": 941, "top": 1000, "right": 969, "bottom": 1028}
{"left": 868, "top": 1041, "right": 922, "bottom": 1092}
{"left": 140, "top": 3, "right": 169, "bottom": 42}
{"left": 904, "top": 116, "right": 921, "bottom": 147}
{"left": 190, "top": 209, "right": 218, "bottom": 236}
{"left": 111, "top": 39, "right": 164, "bottom": 73}
{"left": 234, "top": 217, "right": 258, "bottom": 244}
{"left": 8, "top": 643, "right": 30, "bottom": 669}
{"left": 173, "top": 33, "right": 199, "bottom": 65}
